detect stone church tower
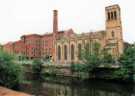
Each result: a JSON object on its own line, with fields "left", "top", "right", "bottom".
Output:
{"left": 105, "top": 5, "right": 124, "bottom": 57}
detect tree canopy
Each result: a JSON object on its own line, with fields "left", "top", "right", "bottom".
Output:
{"left": 0, "top": 50, "right": 22, "bottom": 89}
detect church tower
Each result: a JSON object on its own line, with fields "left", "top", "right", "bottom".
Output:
{"left": 105, "top": 4, "right": 124, "bottom": 56}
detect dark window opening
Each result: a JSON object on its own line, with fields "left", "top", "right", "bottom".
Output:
{"left": 114, "top": 11, "right": 117, "bottom": 20}
{"left": 78, "top": 44, "right": 82, "bottom": 60}
{"left": 58, "top": 46, "right": 61, "bottom": 60}
{"left": 108, "top": 12, "right": 111, "bottom": 20}
{"left": 71, "top": 44, "right": 75, "bottom": 60}
{"left": 64, "top": 45, "right": 68, "bottom": 60}
{"left": 111, "top": 12, "right": 114, "bottom": 20}
{"left": 112, "top": 31, "right": 115, "bottom": 38}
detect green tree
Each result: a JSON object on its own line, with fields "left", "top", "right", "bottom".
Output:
{"left": 112, "top": 43, "right": 135, "bottom": 80}
{"left": 118, "top": 44, "right": 135, "bottom": 79}
{"left": 101, "top": 50, "right": 115, "bottom": 67}
{"left": 32, "top": 59, "right": 43, "bottom": 80}
{"left": 81, "top": 42, "right": 102, "bottom": 72}
{"left": 124, "top": 42, "right": 132, "bottom": 51}
{"left": 93, "top": 42, "right": 101, "bottom": 55}
{"left": 71, "top": 63, "right": 87, "bottom": 72}
{"left": 0, "top": 50, "right": 22, "bottom": 89}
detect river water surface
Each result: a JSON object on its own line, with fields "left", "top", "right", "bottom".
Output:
{"left": 20, "top": 79, "right": 135, "bottom": 96}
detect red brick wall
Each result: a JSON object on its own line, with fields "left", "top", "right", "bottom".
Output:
{"left": 13, "top": 40, "right": 25, "bottom": 55}
{"left": 3, "top": 42, "right": 14, "bottom": 54}
{"left": 22, "top": 34, "right": 41, "bottom": 59}
{"left": 41, "top": 34, "right": 53, "bottom": 58}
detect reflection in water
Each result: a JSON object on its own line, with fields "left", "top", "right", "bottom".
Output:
{"left": 20, "top": 80, "right": 135, "bottom": 96}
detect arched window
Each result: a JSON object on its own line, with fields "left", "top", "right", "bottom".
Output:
{"left": 64, "top": 45, "right": 68, "bottom": 60}
{"left": 85, "top": 43, "right": 89, "bottom": 52}
{"left": 57, "top": 45, "right": 61, "bottom": 60}
{"left": 71, "top": 44, "right": 75, "bottom": 60}
{"left": 78, "top": 44, "right": 82, "bottom": 60}
{"left": 112, "top": 31, "right": 115, "bottom": 38}
{"left": 108, "top": 12, "right": 111, "bottom": 20}
{"left": 114, "top": 11, "right": 117, "bottom": 20}
{"left": 111, "top": 12, "right": 114, "bottom": 20}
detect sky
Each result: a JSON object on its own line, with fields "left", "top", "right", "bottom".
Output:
{"left": 0, "top": 0, "right": 134, "bottom": 44}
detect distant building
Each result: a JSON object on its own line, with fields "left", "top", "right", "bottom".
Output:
{"left": 3, "top": 4, "right": 124, "bottom": 64}
{"left": 54, "top": 5, "right": 123, "bottom": 64}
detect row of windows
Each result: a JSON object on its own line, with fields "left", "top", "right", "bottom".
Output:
{"left": 41, "top": 40, "right": 48, "bottom": 46}
{"left": 25, "top": 38, "right": 52, "bottom": 47}
{"left": 25, "top": 47, "right": 52, "bottom": 56}
{"left": 27, "top": 48, "right": 40, "bottom": 56}
{"left": 25, "top": 39, "right": 50, "bottom": 47}
{"left": 42, "top": 51, "right": 52, "bottom": 55}
{"left": 57, "top": 44, "right": 82, "bottom": 61}
{"left": 57, "top": 41, "right": 103, "bottom": 61}
{"left": 107, "top": 11, "right": 117, "bottom": 20}
{"left": 26, "top": 40, "right": 40, "bottom": 45}
{"left": 42, "top": 51, "right": 52, "bottom": 56}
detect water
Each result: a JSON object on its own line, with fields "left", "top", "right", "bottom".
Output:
{"left": 20, "top": 79, "right": 135, "bottom": 96}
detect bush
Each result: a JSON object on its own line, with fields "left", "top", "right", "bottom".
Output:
{"left": 32, "top": 59, "right": 43, "bottom": 80}
{"left": 116, "top": 44, "right": 135, "bottom": 80}
{"left": 112, "top": 68, "right": 130, "bottom": 79}
{"left": 71, "top": 64, "right": 88, "bottom": 72}
{"left": 110, "top": 44, "right": 135, "bottom": 80}
{"left": 0, "top": 51, "right": 22, "bottom": 89}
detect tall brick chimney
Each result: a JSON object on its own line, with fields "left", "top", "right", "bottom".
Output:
{"left": 52, "top": 10, "right": 58, "bottom": 63}
{"left": 53, "top": 10, "right": 58, "bottom": 34}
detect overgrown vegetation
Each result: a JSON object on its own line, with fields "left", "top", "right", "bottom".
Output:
{"left": 114, "top": 44, "right": 135, "bottom": 80}
{"left": 101, "top": 50, "right": 115, "bottom": 67}
{"left": 72, "top": 42, "right": 114, "bottom": 72}
{"left": 32, "top": 59, "right": 44, "bottom": 80}
{"left": 81, "top": 42, "right": 102, "bottom": 72}
{"left": 0, "top": 50, "right": 22, "bottom": 89}
{"left": 71, "top": 42, "right": 135, "bottom": 80}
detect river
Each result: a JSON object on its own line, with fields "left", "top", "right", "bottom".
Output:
{"left": 20, "top": 77, "right": 135, "bottom": 96}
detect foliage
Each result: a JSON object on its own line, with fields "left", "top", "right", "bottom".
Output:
{"left": 101, "top": 50, "right": 115, "bottom": 67}
{"left": 112, "top": 68, "right": 130, "bottom": 79}
{"left": 0, "top": 50, "right": 22, "bottom": 89}
{"left": 70, "top": 63, "right": 89, "bottom": 79}
{"left": 32, "top": 59, "right": 43, "bottom": 80}
{"left": 71, "top": 63, "right": 88, "bottom": 72}
{"left": 0, "top": 44, "right": 2, "bottom": 51}
{"left": 111, "top": 44, "right": 135, "bottom": 80}
{"left": 92, "top": 42, "right": 101, "bottom": 55}
{"left": 119, "top": 44, "right": 135, "bottom": 70}
{"left": 81, "top": 42, "right": 102, "bottom": 72}
{"left": 124, "top": 42, "right": 133, "bottom": 51}
{"left": 71, "top": 42, "right": 135, "bottom": 80}
{"left": 75, "top": 42, "right": 119, "bottom": 79}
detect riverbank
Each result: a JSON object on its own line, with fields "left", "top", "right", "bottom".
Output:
{"left": 0, "top": 86, "right": 31, "bottom": 96}
{"left": 22, "top": 63, "right": 134, "bottom": 84}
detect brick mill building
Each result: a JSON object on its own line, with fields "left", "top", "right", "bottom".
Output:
{"left": 3, "top": 4, "right": 124, "bottom": 64}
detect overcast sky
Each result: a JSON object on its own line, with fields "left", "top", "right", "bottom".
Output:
{"left": 0, "top": 0, "right": 134, "bottom": 44}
